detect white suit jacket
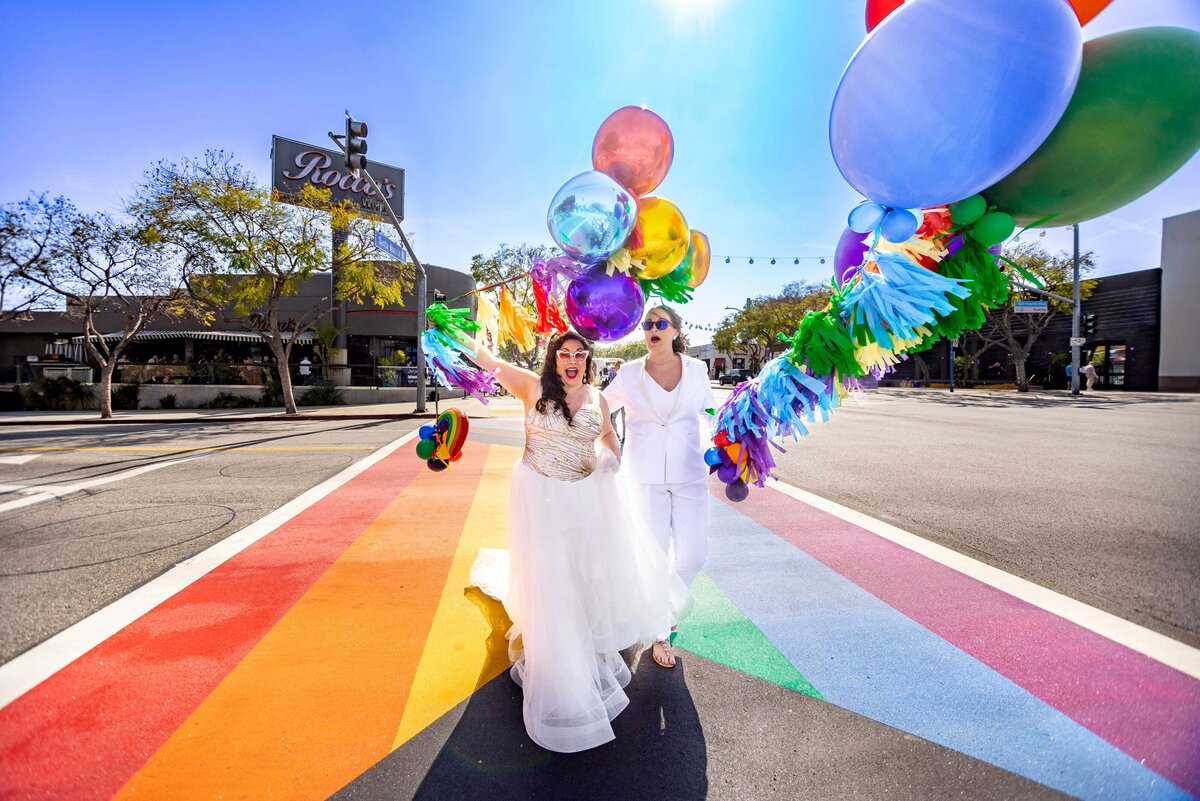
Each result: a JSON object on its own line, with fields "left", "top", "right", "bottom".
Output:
{"left": 602, "top": 355, "right": 717, "bottom": 485}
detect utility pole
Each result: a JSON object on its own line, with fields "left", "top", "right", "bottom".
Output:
{"left": 1070, "top": 223, "right": 1081, "bottom": 396}
{"left": 330, "top": 113, "right": 428, "bottom": 412}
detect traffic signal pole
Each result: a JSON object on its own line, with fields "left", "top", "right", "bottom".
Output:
{"left": 329, "top": 115, "right": 427, "bottom": 412}
{"left": 1070, "top": 223, "right": 1081, "bottom": 396}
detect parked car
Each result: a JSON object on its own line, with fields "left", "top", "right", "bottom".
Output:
{"left": 719, "top": 368, "right": 752, "bottom": 386}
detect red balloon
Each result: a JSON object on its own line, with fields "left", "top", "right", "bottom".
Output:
{"left": 866, "top": 0, "right": 1109, "bottom": 31}
{"left": 591, "top": 106, "right": 674, "bottom": 197}
{"left": 865, "top": 0, "right": 905, "bottom": 32}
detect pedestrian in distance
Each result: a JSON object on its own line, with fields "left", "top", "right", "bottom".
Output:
{"left": 1083, "top": 362, "right": 1099, "bottom": 391}
{"left": 299, "top": 357, "right": 312, "bottom": 385}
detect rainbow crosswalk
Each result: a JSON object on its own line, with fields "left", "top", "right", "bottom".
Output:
{"left": 0, "top": 423, "right": 1196, "bottom": 800}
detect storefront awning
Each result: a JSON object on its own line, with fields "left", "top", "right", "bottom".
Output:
{"left": 70, "top": 330, "right": 314, "bottom": 343}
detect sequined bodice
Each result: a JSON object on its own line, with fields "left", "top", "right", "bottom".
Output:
{"left": 523, "top": 392, "right": 603, "bottom": 481}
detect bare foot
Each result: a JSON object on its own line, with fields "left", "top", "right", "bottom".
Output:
{"left": 652, "top": 639, "right": 676, "bottom": 668}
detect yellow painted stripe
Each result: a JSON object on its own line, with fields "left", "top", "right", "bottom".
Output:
{"left": 112, "top": 445, "right": 488, "bottom": 801}
{"left": 391, "top": 444, "right": 518, "bottom": 749}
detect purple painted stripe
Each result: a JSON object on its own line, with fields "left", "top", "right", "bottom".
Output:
{"left": 721, "top": 485, "right": 1200, "bottom": 799}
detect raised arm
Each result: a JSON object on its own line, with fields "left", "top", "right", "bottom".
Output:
{"left": 465, "top": 344, "right": 541, "bottom": 405}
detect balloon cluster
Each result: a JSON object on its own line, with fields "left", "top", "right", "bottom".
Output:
{"left": 415, "top": 408, "right": 469, "bottom": 472}
{"left": 544, "top": 107, "right": 713, "bottom": 340}
{"left": 709, "top": 0, "right": 1200, "bottom": 502}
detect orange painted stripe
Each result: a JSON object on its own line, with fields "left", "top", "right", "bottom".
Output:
{"left": 0, "top": 444, "right": 425, "bottom": 801}
{"left": 111, "top": 443, "right": 489, "bottom": 801}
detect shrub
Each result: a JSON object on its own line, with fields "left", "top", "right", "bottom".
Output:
{"left": 111, "top": 383, "right": 140, "bottom": 411}
{"left": 261, "top": 378, "right": 283, "bottom": 407}
{"left": 200, "top": 392, "right": 260, "bottom": 409}
{"left": 0, "top": 387, "right": 23, "bottom": 411}
{"left": 21, "top": 377, "right": 95, "bottom": 410}
{"left": 298, "top": 383, "right": 346, "bottom": 406}
{"left": 158, "top": 393, "right": 177, "bottom": 409}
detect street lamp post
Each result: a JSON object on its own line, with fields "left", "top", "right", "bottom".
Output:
{"left": 1071, "top": 223, "right": 1081, "bottom": 396}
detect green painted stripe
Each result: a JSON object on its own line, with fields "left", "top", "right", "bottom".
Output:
{"left": 675, "top": 572, "right": 821, "bottom": 699}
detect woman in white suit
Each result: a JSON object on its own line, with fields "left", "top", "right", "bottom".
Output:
{"left": 602, "top": 305, "right": 717, "bottom": 668}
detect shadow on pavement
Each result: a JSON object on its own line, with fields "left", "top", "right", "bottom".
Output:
{"left": 335, "top": 650, "right": 707, "bottom": 801}
{"left": 902, "top": 389, "right": 1197, "bottom": 410}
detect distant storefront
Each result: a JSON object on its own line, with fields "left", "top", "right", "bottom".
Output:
{"left": 0, "top": 265, "right": 475, "bottom": 387}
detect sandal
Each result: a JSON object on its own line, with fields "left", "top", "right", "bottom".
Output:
{"left": 652, "top": 638, "right": 676, "bottom": 668}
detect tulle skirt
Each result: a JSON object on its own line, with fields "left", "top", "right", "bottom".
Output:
{"left": 470, "top": 457, "right": 691, "bottom": 753}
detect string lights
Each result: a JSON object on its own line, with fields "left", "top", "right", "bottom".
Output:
{"left": 714, "top": 255, "right": 829, "bottom": 266}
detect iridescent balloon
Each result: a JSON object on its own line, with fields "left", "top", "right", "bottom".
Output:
{"left": 592, "top": 106, "right": 674, "bottom": 197}
{"left": 565, "top": 264, "right": 645, "bottom": 341}
{"left": 833, "top": 227, "right": 870, "bottom": 285}
{"left": 628, "top": 197, "right": 690, "bottom": 279}
{"left": 547, "top": 171, "right": 638, "bottom": 264}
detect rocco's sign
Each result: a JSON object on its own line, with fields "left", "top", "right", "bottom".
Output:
{"left": 271, "top": 135, "right": 405, "bottom": 219}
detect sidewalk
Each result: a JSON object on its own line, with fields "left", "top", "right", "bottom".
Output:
{"left": 0, "top": 393, "right": 530, "bottom": 425}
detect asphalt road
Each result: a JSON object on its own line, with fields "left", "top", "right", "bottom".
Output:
{"left": 0, "top": 418, "right": 420, "bottom": 662}
{"left": 764, "top": 388, "right": 1200, "bottom": 649}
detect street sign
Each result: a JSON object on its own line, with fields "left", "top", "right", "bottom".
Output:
{"left": 1070, "top": 336, "right": 1087, "bottom": 347}
{"left": 1015, "top": 300, "right": 1049, "bottom": 314}
{"left": 271, "top": 135, "right": 404, "bottom": 219}
{"left": 374, "top": 231, "right": 409, "bottom": 263}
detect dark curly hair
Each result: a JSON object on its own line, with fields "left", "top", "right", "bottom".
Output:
{"left": 537, "top": 330, "right": 595, "bottom": 425}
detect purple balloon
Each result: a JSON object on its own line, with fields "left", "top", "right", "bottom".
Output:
{"left": 716, "top": 462, "right": 739, "bottom": 484}
{"left": 833, "top": 227, "right": 869, "bottom": 285}
{"left": 725, "top": 479, "right": 750, "bottom": 503}
{"left": 565, "top": 265, "right": 645, "bottom": 341}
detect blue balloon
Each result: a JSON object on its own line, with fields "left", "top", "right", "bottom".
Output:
{"left": 703, "top": 447, "right": 724, "bottom": 467}
{"left": 546, "top": 171, "right": 638, "bottom": 264}
{"left": 880, "top": 208, "right": 920, "bottom": 243}
{"left": 848, "top": 200, "right": 887, "bottom": 233}
{"left": 829, "top": 0, "right": 1082, "bottom": 209}
{"left": 418, "top": 425, "right": 435, "bottom": 440}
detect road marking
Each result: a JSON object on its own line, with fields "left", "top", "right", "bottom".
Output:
{"left": 0, "top": 446, "right": 378, "bottom": 453}
{"left": 0, "top": 453, "right": 41, "bottom": 465}
{"left": 768, "top": 479, "right": 1200, "bottom": 681}
{"left": 0, "top": 457, "right": 206, "bottom": 514}
{"left": 0, "top": 429, "right": 420, "bottom": 710}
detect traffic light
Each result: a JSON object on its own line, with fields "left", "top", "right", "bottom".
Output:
{"left": 1084, "top": 313, "right": 1097, "bottom": 335}
{"left": 345, "top": 116, "right": 368, "bottom": 172}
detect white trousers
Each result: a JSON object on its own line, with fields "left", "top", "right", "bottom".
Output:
{"left": 642, "top": 478, "right": 709, "bottom": 589}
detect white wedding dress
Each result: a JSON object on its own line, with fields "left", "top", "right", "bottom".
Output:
{"left": 470, "top": 387, "right": 690, "bottom": 753}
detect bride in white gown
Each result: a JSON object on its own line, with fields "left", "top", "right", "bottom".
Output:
{"left": 467, "top": 329, "right": 691, "bottom": 753}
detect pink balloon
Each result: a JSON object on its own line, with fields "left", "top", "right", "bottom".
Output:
{"left": 833, "top": 227, "right": 870, "bottom": 285}
{"left": 592, "top": 106, "right": 674, "bottom": 197}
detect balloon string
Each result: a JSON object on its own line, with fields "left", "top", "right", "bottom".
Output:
{"left": 448, "top": 272, "right": 531, "bottom": 304}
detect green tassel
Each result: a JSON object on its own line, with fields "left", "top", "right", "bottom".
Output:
{"left": 425, "top": 301, "right": 479, "bottom": 344}
{"left": 780, "top": 304, "right": 865, "bottom": 378}
{"left": 639, "top": 272, "right": 695, "bottom": 305}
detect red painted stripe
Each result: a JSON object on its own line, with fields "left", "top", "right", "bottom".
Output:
{"left": 0, "top": 445, "right": 427, "bottom": 801}
{"left": 722, "top": 484, "right": 1200, "bottom": 798}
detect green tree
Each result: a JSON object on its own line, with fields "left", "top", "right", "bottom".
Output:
{"left": 14, "top": 204, "right": 200, "bottom": 419}
{"left": 469, "top": 243, "right": 558, "bottom": 370}
{"left": 713, "top": 281, "right": 832, "bottom": 372}
{"left": 133, "top": 151, "right": 412, "bottom": 414}
{"left": 974, "top": 242, "right": 1097, "bottom": 392}
{"left": 594, "top": 340, "right": 648, "bottom": 361}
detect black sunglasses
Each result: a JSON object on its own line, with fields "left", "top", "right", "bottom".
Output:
{"left": 641, "top": 320, "right": 670, "bottom": 331}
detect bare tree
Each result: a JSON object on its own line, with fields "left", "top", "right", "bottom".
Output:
{"left": 133, "top": 151, "right": 411, "bottom": 414}
{"left": 979, "top": 242, "right": 1097, "bottom": 392}
{"left": 0, "top": 194, "right": 73, "bottom": 321}
{"left": 17, "top": 209, "right": 199, "bottom": 418}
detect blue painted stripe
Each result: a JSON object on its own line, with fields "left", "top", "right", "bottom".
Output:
{"left": 706, "top": 499, "right": 1194, "bottom": 801}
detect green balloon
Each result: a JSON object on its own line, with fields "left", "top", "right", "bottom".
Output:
{"left": 949, "top": 194, "right": 987, "bottom": 225}
{"left": 970, "top": 212, "right": 1016, "bottom": 247}
{"left": 415, "top": 438, "right": 436, "bottom": 460}
{"left": 986, "top": 27, "right": 1200, "bottom": 226}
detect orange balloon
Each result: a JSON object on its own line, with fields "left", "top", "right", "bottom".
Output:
{"left": 628, "top": 197, "right": 690, "bottom": 279}
{"left": 592, "top": 106, "right": 674, "bottom": 197}
{"left": 866, "top": 0, "right": 1107, "bottom": 30}
{"left": 685, "top": 230, "right": 712, "bottom": 289}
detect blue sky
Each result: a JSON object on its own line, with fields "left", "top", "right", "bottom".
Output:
{"left": 2, "top": 0, "right": 1197, "bottom": 344}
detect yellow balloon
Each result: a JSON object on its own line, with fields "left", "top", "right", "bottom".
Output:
{"left": 629, "top": 197, "right": 689, "bottom": 279}
{"left": 686, "top": 230, "right": 711, "bottom": 288}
